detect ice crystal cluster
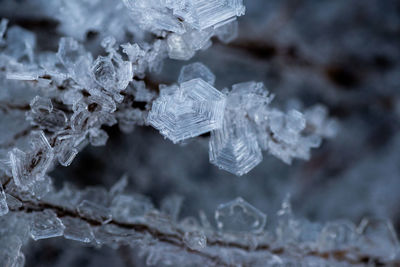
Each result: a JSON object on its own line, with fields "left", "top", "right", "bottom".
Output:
{"left": 0, "top": 0, "right": 399, "bottom": 266}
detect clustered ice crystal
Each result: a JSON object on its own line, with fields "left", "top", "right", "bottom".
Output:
{"left": 149, "top": 64, "right": 338, "bottom": 175}
{"left": 0, "top": 0, "right": 397, "bottom": 266}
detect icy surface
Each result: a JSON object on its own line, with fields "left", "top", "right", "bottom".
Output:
{"left": 148, "top": 78, "right": 226, "bottom": 143}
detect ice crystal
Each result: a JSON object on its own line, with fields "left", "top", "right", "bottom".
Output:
{"left": 148, "top": 78, "right": 226, "bottom": 143}
{"left": 0, "top": 0, "right": 394, "bottom": 266}
{"left": 77, "top": 200, "right": 112, "bottom": 224}
{"left": 62, "top": 217, "right": 94, "bottom": 243}
{"left": 178, "top": 62, "right": 216, "bottom": 86}
{"left": 0, "top": 184, "right": 8, "bottom": 216}
{"left": 215, "top": 197, "right": 266, "bottom": 233}
{"left": 183, "top": 231, "right": 207, "bottom": 250}
{"left": 9, "top": 131, "right": 54, "bottom": 191}
{"left": 30, "top": 210, "right": 65, "bottom": 241}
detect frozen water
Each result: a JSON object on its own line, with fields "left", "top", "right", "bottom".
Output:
{"left": 62, "top": 217, "right": 94, "bottom": 243}
{"left": 161, "top": 194, "right": 183, "bottom": 221}
{"left": 30, "top": 210, "right": 65, "bottom": 240}
{"left": 148, "top": 78, "right": 226, "bottom": 143}
{"left": 209, "top": 112, "right": 262, "bottom": 176}
{"left": 9, "top": 131, "right": 54, "bottom": 190}
{"left": 167, "top": 33, "right": 195, "bottom": 60}
{"left": 91, "top": 56, "right": 116, "bottom": 90}
{"left": 178, "top": 62, "right": 216, "bottom": 85}
{"left": 215, "top": 20, "right": 239, "bottom": 44}
{"left": 177, "top": 0, "right": 245, "bottom": 30}
{"left": 77, "top": 200, "right": 112, "bottom": 224}
{"left": 111, "top": 194, "right": 154, "bottom": 223}
{"left": 183, "top": 231, "right": 207, "bottom": 250}
{"left": 318, "top": 221, "right": 356, "bottom": 251}
{"left": 0, "top": 184, "right": 8, "bottom": 216}
{"left": 88, "top": 128, "right": 109, "bottom": 147}
{"left": 358, "top": 218, "right": 400, "bottom": 260}
{"left": 27, "top": 97, "right": 68, "bottom": 132}
{"left": 215, "top": 197, "right": 266, "bottom": 233}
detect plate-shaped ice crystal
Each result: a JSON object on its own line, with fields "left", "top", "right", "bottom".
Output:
{"left": 148, "top": 78, "right": 226, "bottom": 143}
{"left": 30, "top": 210, "right": 65, "bottom": 241}
{"left": 215, "top": 197, "right": 266, "bottom": 233}
{"left": 209, "top": 111, "right": 262, "bottom": 176}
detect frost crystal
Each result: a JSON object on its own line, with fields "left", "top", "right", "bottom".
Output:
{"left": 27, "top": 96, "right": 68, "bottom": 132}
{"left": 214, "top": 20, "right": 239, "bottom": 44}
{"left": 183, "top": 231, "right": 207, "bottom": 250}
{"left": 209, "top": 112, "right": 262, "bottom": 176}
{"left": 0, "top": 185, "right": 8, "bottom": 216}
{"left": 77, "top": 200, "right": 112, "bottom": 224}
{"left": 178, "top": 62, "right": 216, "bottom": 85}
{"left": 318, "top": 221, "right": 356, "bottom": 251}
{"left": 62, "top": 217, "right": 94, "bottom": 243}
{"left": 30, "top": 210, "right": 65, "bottom": 241}
{"left": 178, "top": 0, "right": 245, "bottom": 30}
{"left": 148, "top": 78, "right": 226, "bottom": 143}
{"left": 111, "top": 194, "right": 154, "bottom": 223}
{"left": 215, "top": 197, "right": 266, "bottom": 233}
{"left": 9, "top": 131, "right": 54, "bottom": 191}
{"left": 358, "top": 218, "right": 400, "bottom": 260}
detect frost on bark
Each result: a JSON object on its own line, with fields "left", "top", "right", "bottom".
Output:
{"left": 0, "top": 0, "right": 399, "bottom": 266}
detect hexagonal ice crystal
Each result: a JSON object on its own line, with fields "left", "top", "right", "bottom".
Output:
{"left": 215, "top": 197, "right": 266, "bottom": 233}
{"left": 148, "top": 78, "right": 226, "bottom": 143}
{"left": 209, "top": 111, "right": 262, "bottom": 176}
{"left": 176, "top": 0, "right": 246, "bottom": 30}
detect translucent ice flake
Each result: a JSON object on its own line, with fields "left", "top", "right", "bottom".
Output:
{"left": 215, "top": 197, "right": 266, "bottom": 233}
{"left": 161, "top": 194, "right": 183, "bottom": 221}
{"left": 4, "top": 26, "right": 36, "bottom": 62}
{"left": 111, "top": 194, "right": 154, "bottom": 223}
{"left": 209, "top": 112, "right": 262, "bottom": 176}
{"left": 183, "top": 231, "right": 207, "bottom": 250}
{"left": 27, "top": 96, "right": 68, "bottom": 132}
{"left": 276, "top": 196, "right": 301, "bottom": 244}
{"left": 30, "top": 210, "right": 65, "bottom": 241}
{"left": 269, "top": 110, "right": 306, "bottom": 145}
{"left": 62, "top": 217, "right": 94, "bottom": 243}
{"left": 91, "top": 54, "right": 132, "bottom": 92}
{"left": 9, "top": 131, "right": 54, "bottom": 191}
{"left": 91, "top": 56, "right": 116, "bottom": 89}
{"left": 215, "top": 20, "right": 239, "bottom": 44}
{"left": 167, "top": 33, "right": 195, "bottom": 60}
{"left": 148, "top": 78, "right": 226, "bottom": 143}
{"left": 57, "top": 37, "right": 90, "bottom": 72}
{"left": 177, "top": 0, "right": 246, "bottom": 30}
{"left": 123, "top": 0, "right": 184, "bottom": 34}
{"left": 178, "top": 62, "right": 216, "bottom": 85}
{"left": 358, "top": 218, "right": 400, "bottom": 260}
{"left": 318, "top": 221, "right": 356, "bottom": 251}
{"left": 0, "top": 184, "right": 8, "bottom": 216}
{"left": 88, "top": 128, "right": 109, "bottom": 147}
{"left": 77, "top": 200, "right": 112, "bottom": 224}
{"left": 0, "top": 18, "right": 8, "bottom": 42}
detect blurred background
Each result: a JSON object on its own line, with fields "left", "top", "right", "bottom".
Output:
{"left": 2, "top": 0, "right": 400, "bottom": 265}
